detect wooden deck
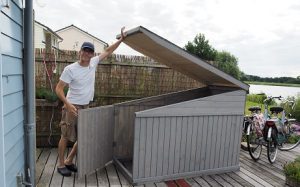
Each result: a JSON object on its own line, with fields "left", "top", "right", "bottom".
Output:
{"left": 35, "top": 146, "right": 300, "bottom": 187}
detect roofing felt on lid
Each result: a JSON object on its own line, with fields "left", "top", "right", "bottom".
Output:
{"left": 117, "top": 26, "right": 249, "bottom": 91}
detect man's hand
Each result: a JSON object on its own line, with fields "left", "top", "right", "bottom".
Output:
{"left": 65, "top": 103, "right": 78, "bottom": 116}
{"left": 99, "top": 26, "right": 127, "bottom": 61}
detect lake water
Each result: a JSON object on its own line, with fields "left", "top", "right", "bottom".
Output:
{"left": 249, "top": 84, "right": 300, "bottom": 98}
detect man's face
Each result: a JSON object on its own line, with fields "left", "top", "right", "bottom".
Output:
{"left": 80, "top": 48, "right": 94, "bottom": 63}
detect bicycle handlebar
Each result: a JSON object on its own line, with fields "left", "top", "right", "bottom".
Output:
{"left": 263, "top": 96, "right": 283, "bottom": 103}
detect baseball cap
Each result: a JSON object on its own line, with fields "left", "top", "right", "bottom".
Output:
{"left": 81, "top": 42, "right": 95, "bottom": 52}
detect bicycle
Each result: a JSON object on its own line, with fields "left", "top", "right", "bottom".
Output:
{"left": 245, "top": 96, "right": 281, "bottom": 163}
{"left": 269, "top": 99, "right": 300, "bottom": 151}
{"left": 261, "top": 96, "right": 281, "bottom": 163}
{"left": 245, "top": 105, "right": 265, "bottom": 161}
{"left": 264, "top": 97, "right": 300, "bottom": 163}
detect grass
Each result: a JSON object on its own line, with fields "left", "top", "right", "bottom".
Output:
{"left": 245, "top": 94, "right": 267, "bottom": 115}
{"left": 245, "top": 101, "right": 264, "bottom": 115}
{"left": 245, "top": 81, "right": 300, "bottom": 87}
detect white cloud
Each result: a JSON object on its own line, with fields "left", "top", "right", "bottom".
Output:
{"left": 33, "top": 0, "right": 300, "bottom": 77}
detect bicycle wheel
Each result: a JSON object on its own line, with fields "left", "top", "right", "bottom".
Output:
{"left": 246, "top": 123, "right": 262, "bottom": 161}
{"left": 278, "top": 124, "right": 300, "bottom": 151}
{"left": 267, "top": 128, "right": 278, "bottom": 164}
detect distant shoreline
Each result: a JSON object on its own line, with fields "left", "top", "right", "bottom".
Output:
{"left": 245, "top": 81, "right": 300, "bottom": 87}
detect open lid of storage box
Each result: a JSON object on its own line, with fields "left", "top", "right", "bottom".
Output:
{"left": 117, "top": 26, "right": 249, "bottom": 91}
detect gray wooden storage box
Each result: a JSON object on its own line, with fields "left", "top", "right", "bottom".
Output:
{"left": 77, "top": 26, "right": 249, "bottom": 184}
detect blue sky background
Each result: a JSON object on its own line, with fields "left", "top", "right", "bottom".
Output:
{"left": 34, "top": 0, "right": 300, "bottom": 78}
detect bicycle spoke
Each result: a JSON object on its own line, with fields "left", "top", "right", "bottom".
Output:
{"left": 247, "top": 124, "right": 262, "bottom": 161}
{"left": 267, "top": 129, "right": 278, "bottom": 163}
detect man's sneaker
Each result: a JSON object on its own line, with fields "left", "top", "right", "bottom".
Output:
{"left": 65, "top": 163, "right": 78, "bottom": 172}
{"left": 57, "top": 167, "right": 72, "bottom": 177}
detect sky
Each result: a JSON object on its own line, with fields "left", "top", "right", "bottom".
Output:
{"left": 33, "top": 0, "right": 300, "bottom": 78}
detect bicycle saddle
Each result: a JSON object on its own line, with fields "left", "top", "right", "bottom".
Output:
{"left": 248, "top": 106, "right": 261, "bottom": 112}
{"left": 270, "top": 106, "right": 283, "bottom": 113}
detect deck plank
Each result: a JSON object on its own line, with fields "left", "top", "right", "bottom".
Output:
{"left": 240, "top": 151, "right": 285, "bottom": 177}
{"left": 35, "top": 147, "right": 300, "bottom": 187}
{"left": 48, "top": 148, "right": 81, "bottom": 187}
{"left": 184, "top": 178, "right": 200, "bottom": 187}
{"left": 225, "top": 172, "right": 254, "bottom": 187}
{"left": 62, "top": 149, "right": 76, "bottom": 187}
{"left": 210, "top": 175, "right": 233, "bottom": 187}
{"left": 74, "top": 175, "right": 86, "bottom": 187}
{"left": 37, "top": 149, "right": 58, "bottom": 186}
{"left": 86, "top": 171, "right": 98, "bottom": 186}
{"left": 50, "top": 160, "right": 63, "bottom": 187}
{"left": 240, "top": 167, "right": 273, "bottom": 187}
{"left": 36, "top": 148, "right": 42, "bottom": 161}
{"left": 202, "top": 176, "right": 222, "bottom": 187}
{"left": 193, "top": 177, "right": 210, "bottom": 187}
{"left": 234, "top": 170, "right": 263, "bottom": 187}
{"left": 36, "top": 148, "right": 51, "bottom": 184}
{"left": 241, "top": 150, "right": 284, "bottom": 170}
{"left": 97, "top": 168, "right": 110, "bottom": 187}
{"left": 218, "top": 174, "right": 243, "bottom": 187}
{"left": 240, "top": 160, "right": 282, "bottom": 187}
{"left": 240, "top": 155, "right": 285, "bottom": 182}
{"left": 106, "top": 163, "right": 121, "bottom": 187}
{"left": 116, "top": 166, "right": 132, "bottom": 187}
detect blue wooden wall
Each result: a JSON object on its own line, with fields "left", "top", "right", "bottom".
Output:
{"left": 0, "top": 0, "right": 25, "bottom": 186}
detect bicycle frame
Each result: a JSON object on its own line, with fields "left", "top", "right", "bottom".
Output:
{"left": 246, "top": 95, "right": 299, "bottom": 163}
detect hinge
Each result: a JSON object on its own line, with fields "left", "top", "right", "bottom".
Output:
{"left": 16, "top": 173, "right": 32, "bottom": 187}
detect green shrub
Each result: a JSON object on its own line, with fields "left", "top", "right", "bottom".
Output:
{"left": 36, "top": 88, "right": 58, "bottom": 102}
{"left": 36, "top": 88, "right": 48, "bottom": 99}
{"left": 44, "top": 91, "right": 58, "bottom": 102}
{"left": 246, "top": 93, "right": 267, "bottom": 104}
{"left": 284, "top": 156, "right": 300, "bottom": 182}
{"left": 288, "top": 135, "right": 300, "bottom": 144}
{"left": 291, "top": 96, "right": 300, "bottom": 122}
{"left": 282, "top": 96, "right": 300, "bottom": 122}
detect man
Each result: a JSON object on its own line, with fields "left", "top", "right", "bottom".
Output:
{"left": 56, "top": 27, "right": 127, "bottom": 176}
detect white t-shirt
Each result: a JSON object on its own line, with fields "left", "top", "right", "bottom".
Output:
{"left": 60, "top": 56, "right": 101, "bottom": 105}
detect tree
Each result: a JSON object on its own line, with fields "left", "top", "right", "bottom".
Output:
{"left": 184, "top": 33, "right": 217, "bottom": 61}
{"left": 240, "top": 71, "right": 248, "bottom": 81}
{"left": 184, "top": 33, "right": 242, "bottom": 80}
{"left": 215, "top": 51, "right": 241, "bottom": 79}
